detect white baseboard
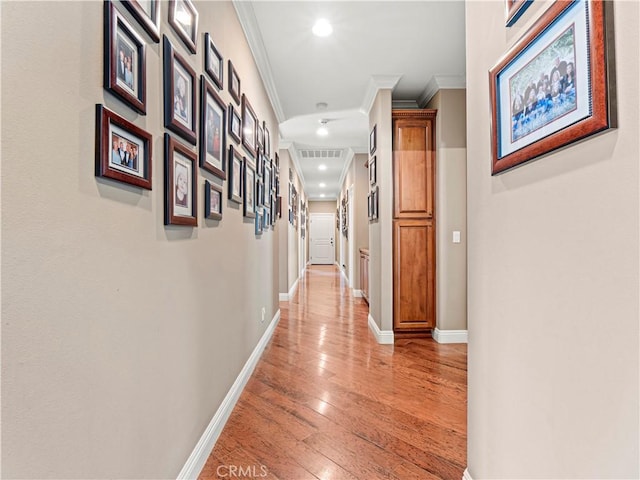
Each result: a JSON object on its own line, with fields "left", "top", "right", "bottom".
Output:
{"left": 368, "top": 314, "right": 394, "bottom": 344}
{"left": 433, "top": 328, "right": 468, "bottom": 344}
{"left": 279, "top": 292, "right": 289, "bottom": 301}
{"left": 462, "top": 468, "right": 473, "bottom": 480}
{"left": 340, "top": 268, "right": 348, "bottom": 283}
{"left": 288, "top": 277, "right": 299, "bottom": 298}
{"left": 176, "top": 310, "right": 281, "bottom": 480}
{"left": 353, "top": 289, "right": 362, "bottom": 298}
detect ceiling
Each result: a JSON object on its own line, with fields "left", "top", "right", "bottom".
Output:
{"left": 234, "top": 1, "right": 466, "bottom": 200}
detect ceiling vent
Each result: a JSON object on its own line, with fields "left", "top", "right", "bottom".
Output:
{"left": 299, "top": 149, "right": 343, "bottom": 159}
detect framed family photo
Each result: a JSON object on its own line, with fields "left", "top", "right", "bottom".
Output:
{"left": 200, "top": 76, "right": 226, "bottom": 179}
{"left": 505, "top": 0, "right": 532, "bottom": 27}
{"left": 228, "top": 145, "right": 243, "bottom": 203}
{"left": 122, "top": 0, "right": 160, "bottom": 42}
{"left": 204, "top": 33, "right": 223, "bottom": 89}
{"left": 490, "top": 0, "right": 615, "bottom": 175}
{"left": 228, "top": 60, "right": 241, "bottom": 105}
{"left": 241, "top": 94, "right": 258, "bottom": 158}
{"left": 95, "top": 104, "right": 152, "bottom": 189}
{"left": 204, "top": 180, "right": 223, "bottom": 221}
{"left": 228, "top": 104, "right": 242, "bottom": 144}
{"left": 243, "top": 158, "right": 256, "bottom": 218}
{"left": 165, "top": 133, "right": 197, "bottom": 226}
{"left": 163, "top": 36, "right": 197, "bottom": 144}
{"left": 169, "top": 0, "right": 198, "bottom": 54}
{"left": 104, "top": 1, "right": 146, "bottom": 114}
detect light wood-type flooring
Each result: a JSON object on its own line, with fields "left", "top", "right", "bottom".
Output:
{"left": 199, "top": 265, "right": 467, "bottom": 480}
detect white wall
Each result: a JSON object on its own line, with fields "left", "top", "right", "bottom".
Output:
{"left": 1, "top": 1, "right": 281, "bottom": 477}
{"left": 466, "top": 1, "right": 639, "bottom": 478}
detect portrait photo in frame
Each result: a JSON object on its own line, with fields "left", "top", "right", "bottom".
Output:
{"left": 200, "top": 75, "right": 226, "bottom": 179}
{"left": 241, "top": 94, "right": 258, "bottom": 158}
{"left": 104, "top": 1, "right": 146, "bottom": 114}
{"left": 228, "top": 60, "right": 241, "bottom": 105}
{"left": 163, "top": 36, "right": 197, "bottom": 145}
{"left": 228, "top": 103, "right": 242, "bottom": 144}
{"left": 204, "top": 180, "right": 223, "bottom": 221}
{"left": 243, "top": 158, "right": 256, "bottom": 218}
{"left": 489, "top": 0, "right": 615, "bottom": 175}
{"left": 169, "top": 0, "right": 198, "bottom": 54}
{"left": 122, "top": 0, "right": 160, "bottom": 42}
{"left": 165, "top": 133, "right": 197, "bottom": 226}
{"left": 204, "top": 33, "right": 223, "bottom": 89}
{"left": 228, "top": 145, "right": 243, "bottom": 203}
{"left": 95, "top": 104, "right": 152, "bottom": 190}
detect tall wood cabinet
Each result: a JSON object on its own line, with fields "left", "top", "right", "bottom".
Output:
{"left": 392, "top": 109, "right": 436, "bottom": 336}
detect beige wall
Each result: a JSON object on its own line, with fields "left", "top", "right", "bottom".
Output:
{"left": 278, "top": 149, "right": 304, "bottom": 293}
{"left": 427, "top": 89, "right": 468, "bottom": 331}
{"left": 309, "top": 200, "right": 336, "bottom": 213}
{"left": 1, "top": 1, "right": 281, "bottom": 478}
{"left": 466, "top": 1, "right": 639, "bottom": 478}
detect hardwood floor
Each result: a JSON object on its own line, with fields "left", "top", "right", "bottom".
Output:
{"left": 199, "top": 265, "right": 467, "bottom": 480}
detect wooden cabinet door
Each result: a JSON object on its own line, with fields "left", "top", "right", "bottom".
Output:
{"left": 393, "top": 219, "right": 435, "bottom": 332}
{"left": 393, "top": 115, "right": 435, "bottom": 219}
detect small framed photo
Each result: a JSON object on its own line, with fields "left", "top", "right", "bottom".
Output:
{"left": 367, "top": 192, "right": 372, "bottom": 221}
{"left": 256, "top": 123, "right": 264, "bottom": 151}
{"left": 163, "top": 36, "right": 197, "bottom": 145}
{"left": 169, "top": 0, "right": 198, "bottom": 54}
{"left": 228, "top": 145, "right": 243, "bottom": 203}
{"left": 263, "top": 123, "right": 271, "bottom": 156}
{"left": 204, "top": 33, "right": 223, "bottom": 89}
{"left": 104, "top": 1, "right": 146, "bottom": 114}
{"left": 369, "top": 155, "right": 377, "bottom": 185}
{"left": 256, "top": 178, "right": 264, "bottom": 208}
{"left": 243, "top": 158, "right": 256, "bottom": 218}
{"left": 255, "top": 207, "right": 263, "bottom": 235}
{"left": 490, "top": 0, "right": 615, "bottom": 174}
{"left": 165, "top": 133, "right": 197, "bottom": 226}
{"left": 200, "top": 75, "right": 226, "bottom": 179}
{"left": 228, "top": 104, "right": 242, "bottom": 144}
{"left": 263, "top": 206, "right": 271, "bottom": 230}
{"left": 369, "top": 124, "right": 377, "bottom": 155}
{"left": 506, "top": 0, "right": 532, "bottom": 27}
{"left": 228, "top": 60, "right": 241, "bottom": 105}
{"left": 122, "top": 0, "right": 160, "bottom": 42}
{"left": 371, "top": 185, "right": 379, "bottom": 221}
{"left": 204, "top": 180, "right": 223, "bottom": 220}
{"left": 263, "top": 163, "right": 272, "bottom": 206}
{"left": 241, "top": 94, "right": 258, "bottom": 158}
{"left": 95, "top": 104, "right": 152, "bottom": 189}
{"left": 256, "top": 150, "right": 264, "bottom": 177}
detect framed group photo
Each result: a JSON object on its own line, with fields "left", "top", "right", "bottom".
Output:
{"left": 165, "top": 133, "right": 197, "bottom": 226}
{"left": 104, "top": 1, "right": 146, "bottom": 114}
{"left": 164, "top": 36, "right": 197, "bottom": 144}
{"left": 200, "top": 76, "right": 226, "bottom": 179}
{"left": 169, "top": 0, "right": 198, "bottom": 54}
{"left": 122, "top": 0, "right": 160, "bottom": 42}
{"left": 205, "top": 33, "right": 223, "bottom": 89}
{"left": 95, "top": 104, "right": 152, "bottom": 190}
{"left": 489, "top": 0, "right": 615, "bottom": 174}
{"left": 204, "top": 180, "right": 223, "bottom": 220}
{"left": 228, "top": 145, "right": 243, "bottom": 203}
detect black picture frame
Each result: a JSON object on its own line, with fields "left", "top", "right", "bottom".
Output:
{"left": 204, "top": 33, "right": 223, "bottom": 89}
{"left": 256, "top": 123, "right": 264, "bottom": 151}
{"left": 228, "top": 103, "right": 242, "bottom": 144}
{"left": 243, "top": 158, "right": 256, "bottom": 218}
{"left": 104, "top": 1, "right": 146, "bottom": 114}
{"left": 506, "top": 0, "right": 533, "bottom": 27}
{"left": 199, "top": 75, "right": 226, "bottom": 179}
{"left": 369, "top": 124, "right": 377, "bottom": 155}
{"left": 228, "top": 60, "right": 241, "bottom": 105}
{"left": 255, "top": 207, "right": 263, "bottom": 235}
{"left": 204, "top": 180, "right": 223, "bottom": 220}
{"left": 163, "top": 36, "right": 197, "bottom": 145}
{"left": 168, "top": 0, "right": 198, "bottom": 54}
{"left": 165, "top": 133, "right": 197, "bottom": 226}
{"left": 95, "top": 104, "right": 152, "bottom": 190}
{"left": 228, "top": 145, "right": 243, "bottom": 203}
{"left": 122, "top": 0, "right": 160, "bottom": 42}
{"left": 369, "top": 155, "right": 377, "bottom": 185}
{"left": 241, "top": 94, "right": 258, "bottom": 158}
{"left": 263, "top": 123, "right": 271, "bottom": 156}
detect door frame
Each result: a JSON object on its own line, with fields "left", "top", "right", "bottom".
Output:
{"left": 309, "top": 212, "right": 336, "bottom": 265}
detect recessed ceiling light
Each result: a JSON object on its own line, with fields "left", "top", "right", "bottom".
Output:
{"left": 316, "top": 126, "right": 328, "bottom": 136}
{"left": 319, "top": 183, "right": 326, "bottom": 188}
{"left": 320, "top": 194, "right": 326, "bottom": 198}
{"left": 318, "top": 164, "right": 327, "bottom": 171}
{"left": 312, "top": 19, "right": 333, "bottom": 37}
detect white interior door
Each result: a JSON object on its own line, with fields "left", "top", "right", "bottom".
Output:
{"left": 309, "top": 213, "right": 335, "bottom": 265}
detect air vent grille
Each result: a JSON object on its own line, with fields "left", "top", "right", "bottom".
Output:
{"left": 299, "top": 149, "right": 343, "bottom": 159}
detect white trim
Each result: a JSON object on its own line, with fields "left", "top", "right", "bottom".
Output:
{"left": 353, "top": 289, "right": 363, "bottom": 298}
{"left": 337, "top": 148, "right": 354, "bottom": 194}
{"left": 177, "top": 310, "right": 281, "bottom": 480}
{"left": 340, "top": 267, "right": 348, "bottom": 283}
{"left": 361, "top": 75, "right": 402, "bottom": 114}
{"left": 462, "top": 468, "right": 473, "bottom": 480}
{"left": 288, "top": 277, "right": 299, "bottom": 299}
{"left": 418, "top": 75, "right": 467, "bottom": 107}
{"left": 433, "top": 328, "right": 468, "bottom": 344}
{"left": 368, "top": 314, "right": 394, "bottom": 345}
{"left": 279, "top": 292, "right": 289, "bottom": 301}
{"left": 287, "top": 143, "right": 306, "bottom": 191}
{"left": 392, "top": 99, "right": 420, "bottom": 109}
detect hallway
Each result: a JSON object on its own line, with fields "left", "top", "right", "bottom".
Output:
{"left": 199, "top": 265, "right": 467, "bottom": 480}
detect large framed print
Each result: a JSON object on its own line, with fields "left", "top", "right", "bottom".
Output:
{"left": 104, "top": 1, "right": 146, "bottom": 114}
{"left": 506, "top": 0, "right": 532, "bottom": 27}
{"left": 489, "top": 0, "right": 615, "bottom": 175}
{"left": 243, "top": 158, "right": 256, "bottom": 218}
{"left": 241, "top": 94, "right": 258, "bottom": 159}
{"left": 228, "top": 145, "right": 243, "bottom": 203}
{"left": 95, "top": 104, "right": 152, "bottom": 190}
{"left": 204, "top": 180, "right": 223, "bottom": 221}
{"left": 163, "top": 36, "right": 197, "bottom": 145}
{"left": 122, "top": 0, "right": 160, "bottom": 42}
{"left": 204, "top": 33, "right": 223, "bottom": 89}
{"left": 169, "top": 0, "right": 198, "bottom": 54}
{"left": 200, "top": 76, "right": 226, "bottom": 179}
{"left": 165, "top": 133, "right": 197, "bottom": 226}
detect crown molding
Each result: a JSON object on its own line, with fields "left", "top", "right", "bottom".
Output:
{"left": 392, "top": 100, "right": 420, "bottom": 109}
{"left": 361, "top": 75, "right": 402, "bottom": 115}
{"left": 232, "top": 1, "right": 286, "bottom": 123}
{"left": 418, "top": 75, "right": 466, "bottom": 107}
{"left": 337, "top": 148, "right": 355, "bottom": 191}
{"left": 287, "top": 143, "right": 306, "bottom": 191}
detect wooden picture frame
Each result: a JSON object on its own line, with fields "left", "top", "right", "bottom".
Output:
{"left": 241, "top": 94, "right": 258, "bottom": 158}
{"left": 204, "top": 180, "right": 223, "bottom": 220}
{"left": 168, "top": 0, "right": 198, "bottom": 54}
{"left": 228, "top": 145, "right": 243, "bottom": 203}
{"left": 228, "top": 60, "right": 241, "bottom": 105}
{"left": 506, "top": 0, "right": 533, "bottom": 27}
{"left": 256, "top": 123, "right": 264, "bottom": 151}
{"left": 122, "top": 0, "right": 160, "bottom": 42}
{"left": 243, "top": 158, "right": 256, "bottom": 218}
{"left": 369, "top": 124, "right": 377, "bottom": 155}
{"left": 369, "top": 155, "right": 377, "bottom": 185}
{"left": 228, "top": 104, "right": 242, "bottom": 144}
{"left": 165, "top": 133, "right": 197, "bottom": 226}
{"left": 163, "top": 36, "right": 197, "bottom": 144}
{"left": 372, "top": 185, "right": 379, "bottom": 221}
{"left": 95, "top": 104, "right": 152, "bottom": 190}
{"left": 199, "top": 75, "right": 226, "bottom": 179}
{"left": 204, "top": 33, "right": 223, "bottom": 89}
{"left": 104, "top": 1, "right": 146, "bottom": 114}
{"left": 490, "top": 0, "right": 615, "bottom": 175}
{"left": 263, "top": 123, "right": 271, "bottom": 156}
